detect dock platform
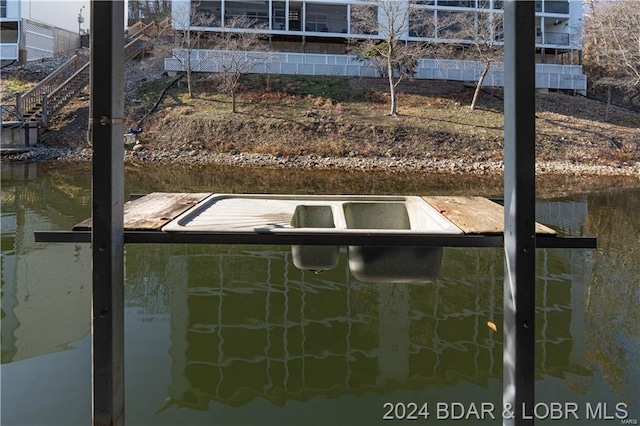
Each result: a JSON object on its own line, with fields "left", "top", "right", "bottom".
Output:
{"left": 34, "top": 192, "right": 596, "bottom": 249}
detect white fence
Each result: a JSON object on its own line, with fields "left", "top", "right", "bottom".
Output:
{"left": 165, "top": 49, "right": 587, "bottom": 92}
{"left": 22, "top": 19, "right": 80, "bottom": 62}
{"left": 1, "top": 44, "right": 19, "bottom": 61}
{"left": 24, "top": 20, "right": 55, "bottom": 61}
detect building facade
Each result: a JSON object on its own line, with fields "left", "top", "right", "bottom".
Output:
{"left": 0, "top": 0, "right": 89, "bottom": 64}
{"left": 167, "top": 0, "right": 586, "bottom": 92}
{"left": 0, "top": 0, "right": 21, "bottom": 61}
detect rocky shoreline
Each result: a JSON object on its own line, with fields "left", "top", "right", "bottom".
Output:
{"left": 3, "top": 145, "right": 639, "bottom": 176}
{"left": 3, "top": 52, "right": 639, "bottom": 179}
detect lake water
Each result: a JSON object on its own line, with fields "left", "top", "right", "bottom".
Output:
{"left": 1, "top": 162, "right": 638, "bottom": 425}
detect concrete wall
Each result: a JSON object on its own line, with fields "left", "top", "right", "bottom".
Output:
{"left": 1, "top": 122, "right": 38, "bottom": 148}
{"left": 53, "top": 26, "right": 81, "bottom": 52}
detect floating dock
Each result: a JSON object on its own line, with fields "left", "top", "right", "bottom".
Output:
{"left": 35, "top": 192, "right": 594, "bottom": 284}
{"left": 35, "top": 192, "right": 593, "bottom": 250}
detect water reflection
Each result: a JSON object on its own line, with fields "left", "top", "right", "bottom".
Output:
{"left": 1, "top": 164, "right": 91, "bottom": 364}
{"left": 584, "top": 190, "right": 640, "bottom": 404}
{"left": 1, "top": 162, "right": 638, "bottom": 425}
{"left": 122, "top": 241, "right": 593, "bottom": 412}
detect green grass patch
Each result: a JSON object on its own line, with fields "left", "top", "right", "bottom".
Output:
{"left": 1, "top": 78, "right": 35, "bottom": 96}
{"left": 243, "top": 74, "right": 360, "bottom": 103}
{"left": 138, "top": 76, "right": 174, "bottom": 94}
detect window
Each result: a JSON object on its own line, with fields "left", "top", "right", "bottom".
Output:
{"left": 438, "top": 0, "right": 475, "bottom": 8}
{"left": 437, "top": 11, "right": 473, "bottom": 39}
{"left": 350, "top": 4, "right": 378, "bottom": 35}
{"left": 225, "top": 1, "right": 269, "bottom": 27}
{"left": 194, "top": 1, "right": 221, "bottom": 24}
{"left": 480, "top": 0, "right": 503, "bottom": 9}
{"left": 288, "top": 8, "right": 301, "bottom": 31}
{"left": 1, "top": 0, "right": 7, "bottom": 18}
{"left": 272, "top": 1, "right": 286, "bottom": 30}
{"left": 545, "top": 1, "right": 569, "bottom": 14}
{"left": 1, "top": 22, "right": 19, "bottom": 43}
{"left": 305, "top": 13, "right": 327, "bottom": 32}
{"left": 409, "top": 8, "right": 436, "bottom": 38}
{"left": 305, "top": 4, "right": 346, "bottom": 33}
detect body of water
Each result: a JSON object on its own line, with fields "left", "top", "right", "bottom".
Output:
{"left": 1, "top": 162, "right": 638, "bottom": 425}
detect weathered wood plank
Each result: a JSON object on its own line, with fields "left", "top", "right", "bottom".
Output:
{"left": 73, "top": 192, "right": 211, "bottom": 231}
{"left": 423, "top": 196, "right": 556, "bottom": 235}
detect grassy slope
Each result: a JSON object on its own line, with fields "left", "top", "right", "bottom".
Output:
{"left": 127, "top": 74, "right": 640, "bottom": 165}
{"left": 6, "top": 67, "right": 637, "bottom": 167}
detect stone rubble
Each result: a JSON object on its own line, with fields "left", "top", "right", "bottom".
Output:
{"left": 3, "top": 145, "right": 639, "bottom": 177}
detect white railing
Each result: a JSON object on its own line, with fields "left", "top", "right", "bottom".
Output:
{"left": 1, "top": 43, "right": 19, "bottom": 61}
{"left": 165, "top": 49, "right": 587, "bottom": 92}
{"left": 544, "top": 31, "right": 570, "bottom": 46}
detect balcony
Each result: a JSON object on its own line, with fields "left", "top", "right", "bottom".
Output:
{"left": 544, "top": 31, "right": 569, "bottom": 45}
{"left": 1, "top": 21, "right": 20, "bottom": 60}
{"left": 437, "top": 0, "right": 475, "bottom": 7}
{"left": 545, "top": 1, "right": 570, "bottom": 14}
{"left": 536, "top": 1, "right": 569, "bottom": 14}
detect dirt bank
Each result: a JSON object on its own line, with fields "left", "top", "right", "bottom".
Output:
{"left": 2, "top": 54, "right": 639, "bottom": 177}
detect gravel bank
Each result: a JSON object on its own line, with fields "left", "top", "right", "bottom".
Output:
{"left": 3, "top": 145, "right": 639, "bottom": 176}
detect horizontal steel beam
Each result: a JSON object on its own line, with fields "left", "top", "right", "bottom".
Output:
{"left": 34, "top": 230, "right": 596, "bottom": 249}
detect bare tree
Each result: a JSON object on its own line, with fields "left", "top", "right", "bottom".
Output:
{"left": 445, "top": 11, "right": 504, "bottom": 110}
{"left": 210, "top": 18, "right": 271, "bottom": 113}
{"left": 583, "top": 0, "right": 640, "bottom": 118}
{"left": 351, "top": 1, "right": 436, "bottom": 117}
{"left": 171, "top": 2, "right": 218, "bottom": 98}
{"left": 129, "top": 0, "right": 171, "bottom": 23}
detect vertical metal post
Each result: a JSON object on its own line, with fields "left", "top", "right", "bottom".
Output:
{"left": 503, "top": 1, "right": 536, "bottom": 426}
{"left": 41, "top": 94, "right": 48, "bottom": 127}
{"left": 90, "top": 1, "right": 125, "bottom": 425}
{"left": 24, "top": 122, "right": 31, "bottom": 147}
{"left": 16, "top": 93, "right": 22, "bottom": 119}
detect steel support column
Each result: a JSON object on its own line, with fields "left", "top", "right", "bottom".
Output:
{"left": 503, "top": 1, "right": 536, "bottom": 425}
{"left": 90, "top": 1, "right": 125, "bottom": 425}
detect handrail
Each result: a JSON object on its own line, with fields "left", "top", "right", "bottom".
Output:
{"left": 1, "top": 104, "right": 23, "bottom": 122}
{"left": 124, "top": 35, "right": 148, "bottom": 60}
{"left": 128, "top": 21, "right": 156, "bottom": 39}
{"left": 18, "top": 52, "right": 89, "bottom": 118}
{"left": 16, "top": 21, "right": 156, "bottom": 127}
{"left": 128, "top": 19, "right": 173, "bottom": 40}
{"left": 157, "top": 18, "right": 172, "bottom": 36}
{"left": 127, "top": 21, "right": 145, "bottom": 37}
{"left": 20, "top": 54, "right": 80, "bottom": 99}
{"left": 45, "top": 62, "right": 91, "bottom": 120}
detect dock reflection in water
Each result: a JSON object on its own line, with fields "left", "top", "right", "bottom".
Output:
{"left": 122, "top": 240, "right": 592, "bottom": 413}
{"left": 4, "top": 163, "right": 637, "bottom": 425}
